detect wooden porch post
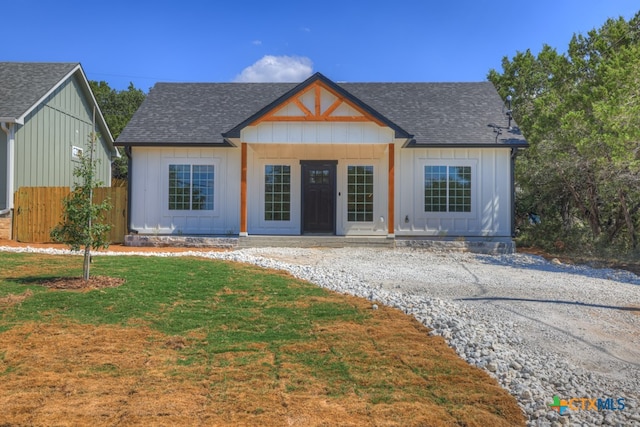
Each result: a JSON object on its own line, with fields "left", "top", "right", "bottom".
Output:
{"left": 388, "top": 143, "right": 395, "bottom": 237}
{"left": 240, "top": 142, "right": 248, "bottom": 236}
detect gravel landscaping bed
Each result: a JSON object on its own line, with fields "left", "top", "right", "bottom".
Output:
{"left": 2, "top": 245, "right": 639, "bottom": 426}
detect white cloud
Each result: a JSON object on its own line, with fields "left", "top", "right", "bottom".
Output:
{"left": 234, "top": 55, "right": 313, "bottom": 83}
{"left": 251, "top": 40, "right": 262, "bottom": 46}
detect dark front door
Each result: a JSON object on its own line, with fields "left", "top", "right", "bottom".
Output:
{"left": 301, "top": 161, "right": 336, "bottom": 234}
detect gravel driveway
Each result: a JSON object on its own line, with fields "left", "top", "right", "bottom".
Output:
{"left": 229, "top": 247, "right": 640, "bottom": 426}
{"left": 2, "top": 245, "right": 639, "bottom": 426}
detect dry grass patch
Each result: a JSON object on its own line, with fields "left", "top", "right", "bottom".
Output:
{"left": 0, "top": 290, "right": 33, "bottom": 309}
{"left": 39, "top": 275, "right": 126, "bottom": 290}
{"left": 0, "top": 306, "right": 525, "bottom": 426}
{"left": 0, "top": 252, "right": 525, "bottom": 426}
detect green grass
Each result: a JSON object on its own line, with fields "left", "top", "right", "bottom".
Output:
{"left": 0, "top": 251, "right": 526, "bottom": 426}
{"left": 0, "top": 253, "right": 365, "bottom": 350}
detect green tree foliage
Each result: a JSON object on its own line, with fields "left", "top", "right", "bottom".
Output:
{"left": 51, "top": 130, "right": 111, "bottom": 281}
{"left": 488, "top": 12, "right": 640, "bottom": 254}
{"left": 89, "top": 81, "right": 146, "bottom": 179}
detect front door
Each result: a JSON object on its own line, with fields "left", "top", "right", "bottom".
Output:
{"left": 301, "top": 161, "right": 336, "bottom": 234}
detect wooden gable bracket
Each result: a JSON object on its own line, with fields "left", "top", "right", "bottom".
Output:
{"left": 250, "top": 81, "right": 386, "bottom": 126}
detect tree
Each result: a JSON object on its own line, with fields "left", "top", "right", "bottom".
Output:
{"left": 51, "top": 125, "right": 112, "bottom": 281}
{"left": 89, "top": 81, "right": 146, "bottom": 179}
{"left": 488, "top": 12, "right": 640, "bottom": 253}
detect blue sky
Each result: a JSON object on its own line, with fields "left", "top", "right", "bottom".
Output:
{"left": 5, "top": 1, "right": 638, "bottom": 91}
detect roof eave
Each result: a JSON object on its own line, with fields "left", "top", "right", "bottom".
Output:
{"left": 405, "top": 140, "right": 529, "bottom": 149}
{"left": 76, "top": 65, "right": 115, "bottom": 146}
{"left": 0, "top": 117, "right": 22, "bottom": 125}
{"left": 115, "top": 140, "right": 235, "bottom": 148}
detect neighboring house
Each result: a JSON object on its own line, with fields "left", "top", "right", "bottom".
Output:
{"left": 0, "top": 62, "right": 118, "bottom": 239}
{"left": 116, "top": 72, "right": 526, "bottom": 243}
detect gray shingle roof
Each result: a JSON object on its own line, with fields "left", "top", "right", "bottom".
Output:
{"left": 344, "top": 82, "right": 525, "bottom": 146}
{"left": 116, "top": 73, "right": 527, "bottom": 147}
{"left": 0, "top": 62, "right": 79, "bottom": 121}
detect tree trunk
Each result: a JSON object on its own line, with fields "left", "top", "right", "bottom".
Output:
{"left": 561, "top": 198, "right": 572, "bottom": 231}
{"left": 585, "top": 174, "right": 602, "bottom": 236}
{"left": 563, "top": 177, "right": 601, "bottom": 237}
{"left": 83, "top": 244, "right": 90, "bottom": 281}
{"left": 619, "top": 190, "right": 637, "bottom": 249}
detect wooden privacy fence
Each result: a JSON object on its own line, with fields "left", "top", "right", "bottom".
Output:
{"left": 13, "top": 186, "right": 127, "bottom": 244}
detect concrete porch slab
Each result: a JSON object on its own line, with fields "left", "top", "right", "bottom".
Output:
{"left": 395, "top": 236, "right": 515, "bottom": 254}
{"left": 124, "top": 234, "right": 515, "bottom": 254}
{"left": 237, "top": 235, "right": 395, "bottom": 248}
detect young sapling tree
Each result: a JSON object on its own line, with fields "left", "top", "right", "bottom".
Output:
{"left": 51, "top": 116, "right": 111, "bottom": 281}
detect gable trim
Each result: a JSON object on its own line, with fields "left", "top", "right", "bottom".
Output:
{"left": 15, "top": 64, "right": 116, "bottom": 154}
{"left": 250, "top": 80, "right": 386, "bottom": 126}
{"left": 15, "top": 64, "right": 81, "bottom": 125}
{"left": 223, "top": 73, "right": 413, "bottom": 141}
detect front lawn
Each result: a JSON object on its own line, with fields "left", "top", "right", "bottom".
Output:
{"left": 0, "top": 252, "right": 525, "bottom": 426}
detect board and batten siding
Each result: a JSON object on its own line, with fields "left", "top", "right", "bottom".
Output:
{"left": 242, "top": 122, "right": 394, "bottom": 145}
{"left": 396, "top": 147, "right": 512, "bottom": 237}
{"left": 13, "top": 75, "right": 112, "bottom": 189}
{"left": 130, "top": 147, "right": 240, "bottom": 235}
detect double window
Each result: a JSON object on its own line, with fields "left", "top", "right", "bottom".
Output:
{"left": 168, "top": 164, "right": 214, "bottom": 211}
{"left": 424, "top": 165, "right": 471, "bottom": 213}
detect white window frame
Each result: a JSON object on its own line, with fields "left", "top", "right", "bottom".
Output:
{"left": 416, "top": 159, "right": 477, "bottom": 219}
{"left": 346, "top": 164, "right": 375, "bottom": 223}
{"left": 339, "top": 159, "right": 385, "bottom": 236}
{"left": 252, "top": 160, "right": 300, "bottom": 234}
{"left": 162, "top": 158, "right": 220, "bottom": 217}
{"left": 264, "top": 164, "right": 292, "bottom": 222}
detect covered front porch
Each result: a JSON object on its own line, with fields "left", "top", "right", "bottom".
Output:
{"left": 240, "top": 142, "right": 396, "bottom": 238}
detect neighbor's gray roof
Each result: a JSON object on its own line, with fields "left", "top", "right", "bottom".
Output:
{"left": 0, "top": 62, "right": 79, "bottom": 121}
{"left": 116, "top": 74, "right": 526, "bottom": 147}
{"left": 0, "top": 62, "right": 116, "bottom": 152}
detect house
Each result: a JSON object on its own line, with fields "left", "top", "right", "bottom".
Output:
{"left": 116, "top": 72, "right": 526, "bottom": 248}
{"left": 0, "top": 62, "right": 118, "bottom": 239}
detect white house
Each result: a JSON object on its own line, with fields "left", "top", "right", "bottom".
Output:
{"left": 116, "top": 73, "right": 526, "bottom": 247}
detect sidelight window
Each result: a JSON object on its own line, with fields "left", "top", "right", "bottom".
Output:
{"left": 347, "top": 165, "right": 374, "bottom": 222}
{"left": 265, "top": 165, "right": 291, "bottom": 221}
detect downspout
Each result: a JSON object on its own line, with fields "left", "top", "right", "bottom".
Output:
{"left": 1, "top": 122, "right": 15, "bottom": 215}
{"left": 125, "top": 146, "right": 134, "bottom": 234}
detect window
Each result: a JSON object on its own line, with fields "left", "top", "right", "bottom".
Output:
{"left": 424, "top": 165, "right": 471, "bottom": 213}
{"left": 168, "top": 164, "right": 214, "bottom": 210}
{"left": 265, "top": 165, "right": 291, "bottom": 221}
{"left": 308, "top": 168, "right": 330, "bottom": 184}
{"left": 347, "top": 165, "right": 374, "bottom": 222}
{"left": 72, "top": 145, "right": 83, "bottom": 160}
